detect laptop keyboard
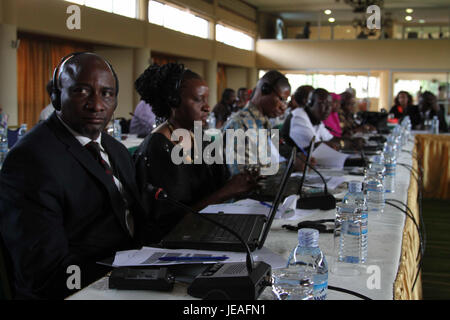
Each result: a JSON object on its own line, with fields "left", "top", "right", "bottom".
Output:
{"left": 200, "top": 214, "right": 256, "bottom": 242}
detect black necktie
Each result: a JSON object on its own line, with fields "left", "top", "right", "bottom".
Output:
{"left": 85, "top": 141, "right": 115, "bottom": 180}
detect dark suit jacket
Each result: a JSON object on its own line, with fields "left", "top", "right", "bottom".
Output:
{"left": 0, "top": 113, "right": 156, "bottom": 299}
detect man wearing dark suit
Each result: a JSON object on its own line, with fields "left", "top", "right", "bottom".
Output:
{"left": 0, "top": 53, "right": 155, "bottom": 299}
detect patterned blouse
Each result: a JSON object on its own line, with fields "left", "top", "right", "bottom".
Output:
{"left": 222, "top": 102, "right": 274, "bottom": 176}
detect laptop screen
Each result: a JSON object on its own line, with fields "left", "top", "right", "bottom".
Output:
{"left": 257, "top": 146, "right": 297, "bottom": 249}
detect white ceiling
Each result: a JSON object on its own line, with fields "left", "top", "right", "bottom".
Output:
{"left": 244, "top": 0, "right": 450, "bottom": 12}
{"left": 243, "top": 0, "right": 450, "bottom": 25}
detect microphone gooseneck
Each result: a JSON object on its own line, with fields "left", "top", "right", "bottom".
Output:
{"left": 296, "top": 155, "right": 329, "bottom": 195}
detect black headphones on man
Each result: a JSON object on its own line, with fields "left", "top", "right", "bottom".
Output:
{"left": 260, "top": 74, "right": 287, "bottom": 96}
{"left": 51, "top": 52, "right": 119, "bottom": 111}
{"left": 306, "top": 90, "right": 316, "bottom": 108}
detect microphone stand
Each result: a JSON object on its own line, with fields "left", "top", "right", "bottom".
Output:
{"left": 295, "top": 153, "right": 336, "bottom": 210}
{"left": 148, "top": 185, "right": 272, "bottom": 300}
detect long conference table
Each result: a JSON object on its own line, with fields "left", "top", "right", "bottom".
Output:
{"left": 67, "top": 135, "right": 421, "bottom": 300}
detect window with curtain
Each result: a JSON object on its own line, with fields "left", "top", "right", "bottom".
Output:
{"left": 17, "top": 33, "right": 92, "bottom": 128}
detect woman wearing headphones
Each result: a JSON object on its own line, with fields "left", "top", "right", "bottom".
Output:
{"left": 133, "top": 63, "right": 257, "bottom": 240}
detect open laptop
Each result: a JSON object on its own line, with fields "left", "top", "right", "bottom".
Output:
{"left": 160, "top": 147, "right": 297, "bottom": 252}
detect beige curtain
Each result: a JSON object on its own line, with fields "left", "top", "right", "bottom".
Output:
{"left": 415, "top": 134, "right": 450, "bottom": 199}
{"left": 17, "top": 34, "right": 91, "bottom": 128}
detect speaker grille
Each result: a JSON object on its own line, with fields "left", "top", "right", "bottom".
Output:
{"left": 223, "top": 263, "right": 247, "bottom": 275}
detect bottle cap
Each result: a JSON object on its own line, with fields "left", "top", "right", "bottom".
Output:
{"left": 298, "top": 228, "right": 319, "bottom": 248}
{"left": 348, "top": 181, "right": 362, "bottom": 193}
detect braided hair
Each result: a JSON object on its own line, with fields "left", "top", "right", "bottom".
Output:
{"left": 135, "top": 63, "right": 201, "bottom": 119}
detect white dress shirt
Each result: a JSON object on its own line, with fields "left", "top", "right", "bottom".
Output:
{"left": 289, "top": 107, "right": 333, "bottom": 149}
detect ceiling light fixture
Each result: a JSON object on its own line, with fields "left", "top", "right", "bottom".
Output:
{"left": 406, "top": 8, "right": 414, "bottom": 14}
{"left": 328, "top": 17, "right": 336, "bottom": 23}
{"left": 405, "top": 16, "right": 412, "bottom": 21}
{"left": 324, "top": 9, "right": 332, "bottom": 15}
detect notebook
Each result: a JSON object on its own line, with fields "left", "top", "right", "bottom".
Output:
{"left": 160, "top": 147, "right": 297, "bottom": 252}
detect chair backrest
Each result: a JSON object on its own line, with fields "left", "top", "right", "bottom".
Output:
{"left": 7, "top": 128, "right": 19, "bottom": 149}
{"left": 0, "top": 236, "right": 13, "bottom": 300}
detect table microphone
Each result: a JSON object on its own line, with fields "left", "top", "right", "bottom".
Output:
{"left": 147, "top": 184, "right": 272, "bottom": 300}
{"left": 296, "top": 155, "right": 336, "bottom": 210}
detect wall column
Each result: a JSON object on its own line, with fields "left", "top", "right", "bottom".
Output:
{"left": 379, "top": 70, "right": 393, "bottom": 112}
{"left": 137, "top": 0, "right": 148, "bottom": 21}
{"left": 133, "top": 47, "right": 151, "bottom": 108}
{"left": 205, "top": 59, "right": 218, "bottom": 107}
{"left": 0, "top": 23, "right": 18, "bottom": 126}
{"left": 247, "top": 67, "right": 258, "bottom": 90}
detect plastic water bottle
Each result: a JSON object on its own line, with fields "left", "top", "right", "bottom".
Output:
{"left": 287, "top": 228, "right": 328, "bottom": 300}
{"left": 384, "top": 145, "right": 397, "bottom": 193}
{"left": 431, "top": 115, "right": 439, "bottom": 134}
{"left": 271, "top": 268, "right": 314, "bottom": 300}
{"left": 17, "top": 123, "right": 27, "bottom": 140}
{"left": 206, "top": 113, "right": 216, "bottom": 129}
{"left": 113, "top": 119, "right": 122, "bottom": 141}
{"left": 342, "top": 181, "right": 368, "bottom": 263}
{"left": 0, "top": 127, "right": 8, "bottom": 166}
{"left": 364, "top": 156, "right": 385, "bottom": 215}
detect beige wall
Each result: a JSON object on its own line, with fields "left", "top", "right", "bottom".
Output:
{"left": 8, "top": 0, "right": 256, "bottom": 68}
{"left": 225, "top": 67, "right": 248, "bottom": 92}
{"left": 178, "top": 58, "right": 206, "bottom": 78}
{"left": 94, "top": 48, "right": 135, "bottom": 119}
{"left": 256, "top": 39, "right": 450, "bottom": 70}
{"left": 0, "top": 23, "right": 18, "bottom": 125}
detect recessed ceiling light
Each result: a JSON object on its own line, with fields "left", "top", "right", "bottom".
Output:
{"left": 405, "top": 16, "right": 413, "bottom": 21}
{"left": 406, "top": 8, "right": 414, "bottom": 14}
{"left": 324, "top": 9, "right": 332, "bottom": 15}
{"left": 328, "top": 17, "right": 335, "bottom": 23}
{"left": 419, "top": 19, "right": 425, "bottom": 24}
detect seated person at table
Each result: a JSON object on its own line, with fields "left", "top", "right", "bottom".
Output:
{"left": 235, "top": 87, "right": 249, "bottom": 110}
{"left": 222, "top": 70, "right": 307, "bottom": 176}
{"left": 323, "top": 93, "right": 342, "bottom": 138}
{"left": 133, "top": 63, "right": 257, "bottom": 240}
{"left": 284, "top": 88, "right": 362, "bottom": 152}
{"left": 339, "top": 91, "right": 376, "bottom": 137}
{"left": 129, "top": 100, "right": 156, "bottom": 137}
{"left": 212, "top": 88, "right": 236, "bottom": 129}
{"left": 407, "top": 91, "right": 448, "bottom": 132}
{"left": 389, "top": 91, "right": 413, "bottom": 121}
{"left": 0, "top": 52, "right": 153, "bottom": 299}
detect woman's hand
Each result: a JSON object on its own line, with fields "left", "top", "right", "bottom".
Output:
{"left": 221, "top": 172, "right": 259, "bottom": 199}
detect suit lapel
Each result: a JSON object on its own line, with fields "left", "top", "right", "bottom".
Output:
{"left": 47, "top": 114, "right": 130, "bottom": 235}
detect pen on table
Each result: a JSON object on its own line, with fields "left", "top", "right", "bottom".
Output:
{"left": 259, "top": 201, "right": 272, "bottom": 209}
{"left": 158, "top": 256, "right": 229, "bottom": 262}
